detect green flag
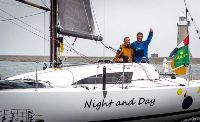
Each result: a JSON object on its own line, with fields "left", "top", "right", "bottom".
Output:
{"left": 174, "top": 45, "right": 190, "bottom": 68}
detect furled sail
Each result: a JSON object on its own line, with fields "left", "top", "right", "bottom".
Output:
{"left": 58, "top": 0, "right": 103, "bottom": 41}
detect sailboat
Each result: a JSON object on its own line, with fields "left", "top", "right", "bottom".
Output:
{"left": 0, "top": 0, "right": 200, "bottom": 122}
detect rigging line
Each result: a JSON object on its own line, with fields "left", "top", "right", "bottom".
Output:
{"left": 183, "top": 0, "right": 200, "bottom": 39}
{"left": 91, "top": 64, "right": 126, "bottom": 87}
{"left": 102, "top": 64, "right": 158, "bottom": 88}
{"left": 0, "top": 8, "right": 50, "bottom": 38}
{"left": 69, "top": 46, "right": 95, "bottom": 63}
{"left": 43, "top": 0, "right": 46, "bottom": 61}
{"left": 90, "top": 0, "right": 102, "bottom": 36}
{"left": 106, "top": 80, "right": 122, "bottom": 88}
{"left": 64, "top": 38, "right": 85, "bottom": 57}
{"left": 40, "top": 0, "right": 49, "bottom": 9}
{"left": 100, "top": 41, "right": 117, "bottom": 53}
{"left": 0, "top": 15, "right": 49, "bottom": 41}
{"left": 0, "top": 11, "right": 46, "bottom": 22}
{"left": 67, "top": 46, "right": 92, "bottom": 62}
{"left": 102, "top": 65, "right": 135, "bottom": 77}
{"left": 137, "top": 63, "right": 152, "bottom": 81}
{"left": 72, "top": 37, "right": 77, "bottom": 46}
{"left": 63, "top": 37, "right": 95, "bottom": 63}
{"left": 0, "top": 0, "right": 30, "bottom": 7}
{"left": 100, "top": 41, "right": 109, "bottom": 48}
{"left": 105, "top": 65, "right": 153, "bottom": 80}
{"left": 187, "top": 11, "right": 200, "bottom": 38}
{"left": 188, "top": 16, "right": 200, "bottom": 39}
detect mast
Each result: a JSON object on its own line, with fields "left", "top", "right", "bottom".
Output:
{"left": 50, "top": 0, "right": 58, "bottom": 68}
{"left": 185, "top": 5, "right": 189, "bottom": 34}
{"left": 15, "top": 0, "right": 59, "bottom": 67}
{"left": 184, "top": 0, "right": 192, "bottom": 58}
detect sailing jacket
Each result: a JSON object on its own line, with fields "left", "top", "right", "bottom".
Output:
{"left": 113, "top": 44, "right": 133, "bottom": 63}
{"left": 131, "top": 32, "right": 153, "bottom": 63}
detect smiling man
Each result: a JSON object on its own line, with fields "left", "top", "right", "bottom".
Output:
{"left": 131, "top": 28, "right": 153, "bottom": 63}
{"left": 113, "top": 37, "right": 133, "bottom": 63}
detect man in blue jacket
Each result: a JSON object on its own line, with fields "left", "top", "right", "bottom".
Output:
{"left": 131, "top": 28, "right": 153, "bottom": 63}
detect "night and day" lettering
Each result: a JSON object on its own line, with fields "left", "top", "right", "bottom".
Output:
{"left": 84, "top": 97, "right": 156, "bottom": 110}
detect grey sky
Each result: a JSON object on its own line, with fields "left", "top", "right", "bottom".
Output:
{"left": 0, "top": 0, "right": 200, "bottom": 57}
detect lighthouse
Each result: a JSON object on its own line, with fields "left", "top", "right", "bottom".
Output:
{"left": 177, "top": 16, "right": 190, "bottom": 44}
{"left": 177, "top": 15, "right": 191, "bottom": 56}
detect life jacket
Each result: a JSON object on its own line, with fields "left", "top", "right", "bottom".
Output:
{"left": 113, "top": 44, "right": 133, "bottom": 63}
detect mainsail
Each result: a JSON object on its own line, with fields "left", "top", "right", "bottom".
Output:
{"left": 58, "top": 0, "right": 103, "bottom": 41}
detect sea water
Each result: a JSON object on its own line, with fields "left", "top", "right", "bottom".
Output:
{"left": 0, "top": 61, "right": 44, "bottom": 79}
{"left": 0, "top": 61, "right": 200, "bottom": 80}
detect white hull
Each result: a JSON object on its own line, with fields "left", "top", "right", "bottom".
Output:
{"left": 1, "top": 63, "right": 200, "bottom": 121}
{"left": 1, "top": 86, "right": 200, "bottom": 121}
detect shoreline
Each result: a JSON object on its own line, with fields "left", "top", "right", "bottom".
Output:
{"left": 1, "top": 55, "right": 200, "bottom": 64}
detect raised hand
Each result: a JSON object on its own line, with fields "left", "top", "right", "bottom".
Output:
{"left": 150, "top": 28, "right": 153, "bottom": 32}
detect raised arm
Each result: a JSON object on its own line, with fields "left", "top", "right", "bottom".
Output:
{"left": 144, "top": 28, "right": 153, "bottom": 45}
